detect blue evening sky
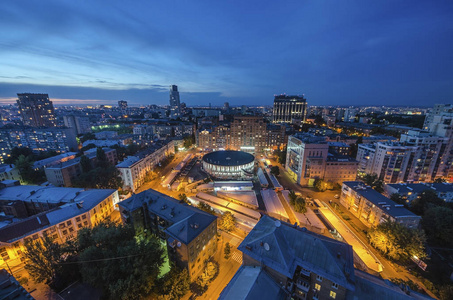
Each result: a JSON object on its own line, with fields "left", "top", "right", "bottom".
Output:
{"left": 0, "top": 1, "right": 452, "bottom": 106}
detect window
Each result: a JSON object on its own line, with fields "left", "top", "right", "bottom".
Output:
{"left": 332, "top": 283, "right": 339, "bottom": 289}
{"left": 66, "top": 220, "right": 72, "bottom": 226}
{"left": 76, "top": 217, "right": 81, "bottom": 222}
{"left": 62, "top": 230, "right": 68, "bottom": 235}
{"left": 330, "top": 291, "right": 336, "bottom": 299}
{"left": 82, "top": 214, "right": 87, "bottom": 220}
{"left": 315, "top": 283, "right": 321, "bottom": 291}
{"left": 316, "top": 275, "right": 323, "bottom": 282}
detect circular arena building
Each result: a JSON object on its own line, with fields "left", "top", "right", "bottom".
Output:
{"left": 202, "top": 150, "right": 255, "bottom": 180}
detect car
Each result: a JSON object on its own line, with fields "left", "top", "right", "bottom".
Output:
{"left": 334, "top": 194, "right": 339, "bottom": 199}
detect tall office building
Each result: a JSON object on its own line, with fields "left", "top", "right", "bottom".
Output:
{"left": 272, "top": 95, "right": 307, "bottom": 124}
{"left": 169, "top": 85, "right": 180, "bottom": 111}
{"left": 17, "top": 93, "right": 56, "bottom": 127}
{"left": 118, "top": 100, "right": 128, "bottom": 110}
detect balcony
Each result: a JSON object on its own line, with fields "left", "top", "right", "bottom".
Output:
{"left": 296, "top": 278, "right": 310, "bottom": 292}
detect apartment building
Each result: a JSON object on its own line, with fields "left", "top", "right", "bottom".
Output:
{"left": 118, "top": 189, "right": 217, "bottom": 281}
{"left": 385, "top": 182, "right": 453, "bottom": 203}
{"left": 116, "top": 140, "right": 175, "bottom": 192}
{"left": 230, "top": 116, "right": 269, "bottom": 153}
{"left": 45, "top": 148, "right": 117, "bottom": 187}
{"left": 340, "top": 181, "right": 420, "bottom": 229}
{"left": 0, "top": 185, "right": 118, "bottom": 269}
{"left": 286, "top": 134, "right": 357, "bottom": 186}
{"left": 0, "top": 127, "right": 78, "bottom": 163}
{"left": 220, "top": 216, "right": 430, "bottom": 300}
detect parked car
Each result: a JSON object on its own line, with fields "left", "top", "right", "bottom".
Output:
{"left": 334, "top": 194, "right": 339, "bottom": 199}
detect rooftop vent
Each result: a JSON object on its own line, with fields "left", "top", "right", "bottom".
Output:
{"left": 161, "top": 204, "right": 167, "bottom": 210}
{"left": 76, "top": 201, "right": 84, "bottom": 209}
{"left": 194, "top": 223, "right": 199, "bottom": 229}
{"left": 264, "top": 243, "right": 270, "bottom": 251}
{"left": 275, "top": 220, "right": 281, "bottom": 227}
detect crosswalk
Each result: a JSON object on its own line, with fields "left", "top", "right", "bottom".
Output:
{"left": 231, "top": 251, "right": 243, "bottom": 264}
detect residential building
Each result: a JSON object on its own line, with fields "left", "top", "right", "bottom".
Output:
{"left": 118, "top": 189, "right": 217, "bottom": 281}
{"left": 385, "top": 182, "right": 453, "bottom": 203}
{"left": 16, "top": 93, "right": 56, "bottom": 127}
{"left": 0, "top": 185, "right": 118, "bottom": 269}
{"left": 0, "top": 164, "right": 23, "bottom": 184}
{"left": 340, "top": 181, "right": 421, "bottom": 229}
{"left": 0, "top": 127, "right": 78, "bottom": 164}
{"left": 116, "top": 140, "right": 175, "bottom": 192}
{"left": 45, "top": 148, "right": 117, "bottom": 187}
{"left": 286, "top": 134, "right": 357, "bottom": 186}
{"left": 423, "top": 104, "right": 453, "bottom": 132}
{"left": 33, "top": 152, "right": 78, "bottom": 170}
{"left": 343, "top": 108, "right": 356, "bottom": 122}
{"left": 221, "top": 216, "right": 430, "bottom": 300}
{"left": 196, "top": 123, "right": 231, "bottom": 151}
{"left": 0, "top": 269, "right": 33, "bottom": 299}
{"left": 272, "top": 95, "right": 307, "bottom": 124}
{"left": 63, "top": 115, "right": 91, "bottom": 134}
{"left": 230, "top": 116, "right": 268, "bottom": 153}
{"left": 118, "top": 100, "right": 128, "bottom": 110}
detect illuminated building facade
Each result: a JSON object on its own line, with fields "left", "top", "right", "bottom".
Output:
{"left": 272, "top": 95, "right": 307, "bottom": 124}
{"left": 16, "top": 93, "right": 56, "bottom": 127}
{"left": 202, "top": 150, "right": 255, "bottom": 180}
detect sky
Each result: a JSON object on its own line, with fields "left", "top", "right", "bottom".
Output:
{"left": 0, "top": 1, "right": 452, "bottom": 107}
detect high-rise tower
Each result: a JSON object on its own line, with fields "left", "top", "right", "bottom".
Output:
{"left": 17, "top": 93, "right": 56, "bottom": 127}
{"left": 169, "top": 85, "right": 181, "bottom": 113}
{"left": 272, "top": 95, "right": 307, "bottom": 124}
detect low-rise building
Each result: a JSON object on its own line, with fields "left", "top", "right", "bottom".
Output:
{"left": 118, "top": 189, "right": 217, "bottom": 281}
{"left": 340, "top": 181, "right": 421, "bottom": 229}
{"left": 0, "top": 164, "right": 23, "bottom": 184}
{"left": 0, "top": 186, "right": 118, "bottom": 269}
{"left": 44, "top": 148, "right": 117, "bottom": 187}
{"left": 116, "top": 140, "right": 175, "bottom": 192}
{"left": 385, "top": 182, "right": 453, "bottom": 203}
{"left": 220, "top": 216, "right": 433, "bottom": 300}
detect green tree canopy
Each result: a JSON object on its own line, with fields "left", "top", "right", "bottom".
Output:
{"left": 390, "top": 193, "right": 405, "bottom": 205}
{"left": 361, "top": 173, "right": 384, "bottom": 193}
{"left": 410, "top": 189, "right": 445, "bottom": 215}
{"left": 157, "top": 268, "right": 190, "bottom": 300}
{"left": 5, "top": 147, "right": 34, "bottom": 164}
{"left": 79, "top": 155, "right": 92, "bottom": 173}
{"left": 197, "top": 202, "right": 215, "bottom": 214}
{"left": 219, "top": 211, "right": 237, "bottom": 232}
{"left": 270, "top": 166, "right": 280, "bottom": 176}
{"left": 23, "top": 234, "right": 78, "bottom": 290}
{"left": 15, "top": 154, "right": 45, "bottom": 184}
{"left": 76, "top": 222, "right": 165, "bottom": 300}
{"left": 367, "top": 220, "right": 426, "bottom": 262}
{"left": 422, "top": 206, "right": 453, "bottom": 247}
{"left": 291, "top": 196, "right": 307, "bottom": 214}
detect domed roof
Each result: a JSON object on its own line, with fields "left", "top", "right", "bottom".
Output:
{"left": 202, "top": 150, "right": 254, "bottom": 166}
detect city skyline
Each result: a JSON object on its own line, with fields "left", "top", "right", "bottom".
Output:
{"left": 1, "top": 1, "right": 452, "bottom": 107}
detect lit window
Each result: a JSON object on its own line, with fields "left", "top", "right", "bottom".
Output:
{"left": 315, "top": 283, "right": 321, "bottom": 291}
{"left": 330, "top": 291, "right": 336, "bottom": 298}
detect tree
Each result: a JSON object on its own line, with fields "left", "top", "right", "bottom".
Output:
{"left": 390, "top": 193, "right": 405, "bottom": 205}
{"left": 361, "top": 173, "right": 384, "bottom": 193}
{"left": 275, "top": 147, "right": 287, "bottom": 165}
{"left": 224, "top": 242, "right": 231, "bottom": 259}
{"left": 439, "top": 285, "right": 453, "bottom": 300}
{"left": 73, "top": 166, "right": 123, "bottom": 189}
{"left": 80, "top": 132, "right": 96, "bottom": 143}
{"left": 183, "top": 134, "right": 195, "bottom": 149}
{"left": 157, "top": 268, "right": 190, "bottom": 300}
{"left": 270, "top": 166, "right": 280, "bottom": 176}
{"left": 410, "top": 189, "right": 444, "bottom": 215}
{"left": 77, "top": 222, "right": 165, "bottom": 300}
{"left": 79, "top": 155, "right": 92, "bottom": 173}
{"left": 291, "top": 196, "right": 307, "bottom": 214}
{"left": 314, "top": 178, "right": 327, "bottom": 192}
{"left": 197, "top": 202, "right": 214, "bottom": 215}
{"left": 288, "top": 190, "right": 297, "bottom": 202}
{"left": 96, "top": 147, "right": 109, "bottom": 168}
{"left": 434, "top": 178, "right": 447, "bottom": 183}
{"left": 422, "top": 206, "right": 453, "bottom": 247}
{"left": 4, "top": 147, "right": 34, "bottom": 164}
{"left": 15, "top": 154, "right": 45, "bottom": 184}
{"left": 23, "top": 234, "right": 78, "bottom": 290}
{"left": 178, "top": 193, "right": 189, "bottom": 204}
{"left": 367, "top": 220, "right": 426, "bottom": 262}
{"left": 219, "top": 211, "right": 237, "bottom": 232}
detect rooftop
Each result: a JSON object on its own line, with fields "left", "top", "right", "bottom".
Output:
{"left": 219, "top": 266, "right": 288, "bottom": 300}
{"left": 343, "top": 182, "right": 419, "bottom": 219}
{"left": 202, "top": 150, "right": 254, "bottom": 166}
{"left": 118, "top": 189, "right": 217, "bottom": 244}
{"left": 238, "top": 215, "right": 356, "bottom": 290}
